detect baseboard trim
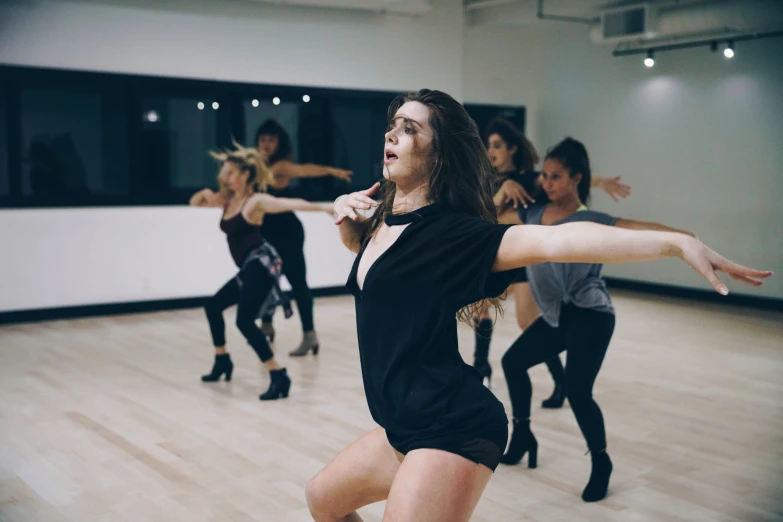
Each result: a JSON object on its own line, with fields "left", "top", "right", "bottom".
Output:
{"left": 0, "top": 286, "right": 351, "bottom": 325}
{"left": 603, "top": 277, "right": 781, "bottom": 311}
{"left": 1, "top": 281, "right": 778, "bottom": 326}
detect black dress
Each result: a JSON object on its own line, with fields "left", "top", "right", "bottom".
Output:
{"left": 346, "top": 204, "right": 517, "bottom": 471}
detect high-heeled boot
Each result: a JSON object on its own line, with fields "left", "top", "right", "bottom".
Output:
{"left": 260, "top": 321, "right": 275, "bottom": 343}
{"left": 500, "top": 418, "right": 538, "bottom": 468}
{"left": 541, "top": 382, "right": 567, "bottom": 408}
{"left": 259, "top": 368, "right": 291, "bottom": 401}
{"left": 582, "top": 450, "right": 612, "bottom": 502}
{"left": 289, "top": 331, "right": 319, "bottom": 357}
{"left": 473, "top": 319, "right": 493, "bottom": 387}
{"left": 201, "top": 353, "right": 233, "bottom": 382}
{"left": 541, "top": 356, "right": 566, "bottom": 408}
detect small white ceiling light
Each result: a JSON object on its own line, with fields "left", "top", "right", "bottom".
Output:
{"left": 273, "top": 97, "right": 281, "bottom": 106}
{"left": 724, "top": 41, "right": 735, "bottom": 59}
{"left": 644, "top": 49, "right": 655, "bottom": 68}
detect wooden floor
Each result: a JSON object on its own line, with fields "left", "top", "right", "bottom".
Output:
{"left": 1, "top": 291, "right": 782, "bottom": 522}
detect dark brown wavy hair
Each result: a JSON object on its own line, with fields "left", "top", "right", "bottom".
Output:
{"left": 486, "top": 117, "right": 539, "bottom": 172}
{"left": 364, "top": 89, "right": 503, "bottom": 323}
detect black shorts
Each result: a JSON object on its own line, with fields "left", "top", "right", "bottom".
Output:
{"left": 389, "top": 424, "right": 508, "bottom": 472}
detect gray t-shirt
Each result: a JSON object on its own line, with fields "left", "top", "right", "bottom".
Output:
{"left": 519, "top": 204, "right": 618, "bottom": 327}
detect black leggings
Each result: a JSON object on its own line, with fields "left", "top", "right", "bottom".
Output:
{"left": 502, "top": 305, "right": 615, "bottom": 452}
{"left": 261, "top": 233, "right": 314, "bottom": 333}
{"left": 205, "top": 261, "right": 275, "bottom": 362}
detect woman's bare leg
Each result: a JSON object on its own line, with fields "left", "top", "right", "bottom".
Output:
{"left": 382, "top": 449, "right": 493, "bottom": 522}
{"left": 512, "top": 282, "right": 539, "bottom": 331}
{"left": 306, "top": 428, "right": 401, "bottom": 522}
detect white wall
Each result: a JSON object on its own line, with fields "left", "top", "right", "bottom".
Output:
{"left": 0, "top": 0, "right": 464, "bottom": 96}
{"left": 465, "top": 23, "right": 783, "bottom": 299}
{"left": 0, "top": 207, "right": 353, "bottom": 312}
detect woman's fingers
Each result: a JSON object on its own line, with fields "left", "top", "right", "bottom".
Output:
{"left": 363, "top": 182, "right": 381, "bottom": 196}
{"left": 727, "top": 273, "right": 764, "bottom": 286}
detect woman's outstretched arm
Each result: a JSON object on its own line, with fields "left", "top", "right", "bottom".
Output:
{"left": 494, "top": 223, "right": 772, "bottom": 295}
{"left": 189, "top": 188, "right": 223, "bottom": 207}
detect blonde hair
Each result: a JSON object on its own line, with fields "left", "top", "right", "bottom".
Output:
{"left": 209, "top": 141, "right": 274, "bottom": 199}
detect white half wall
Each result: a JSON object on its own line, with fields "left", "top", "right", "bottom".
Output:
{"left": 0, "top": 207, "right": 354, "bottom": 312}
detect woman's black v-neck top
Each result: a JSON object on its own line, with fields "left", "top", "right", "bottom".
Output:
{"left": 346, "top": 204, "right": 517, "bottom": 458}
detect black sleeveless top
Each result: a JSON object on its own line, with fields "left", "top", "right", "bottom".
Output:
{"left": 220, "top": 196, "right": 264, "bottom": 267}
{"left": 259, "top": 183, "right": 304, "bottom": 247}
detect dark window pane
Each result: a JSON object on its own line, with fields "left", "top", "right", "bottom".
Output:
{"left": 20, "top": 87, "right": 129, "bottom": 199}
{"left": 138, "top": 96, "right": 219, "bottom": 193}
{"left": 0, "top": 85, "right": 8, "bottom": 196}
{"left": 331, "top": 98, "right": 388, "bottom": 193}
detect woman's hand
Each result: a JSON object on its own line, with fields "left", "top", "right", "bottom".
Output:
{"left": 596, "top": 176, "right": 631, "bottom": 202}
{"left": 189, "top": 188, "right": 221, "bottom": 207}
{"left": 496, "top": 179, "right": 535, "bottom": 209}
{"left": 334, "top": 183, "right": 380, "bottom": 224}
{"left": 678, "top": 236, "right": 773, "bottom": 295}
{"left": 330, "top": 168, "right": 354, "bottom": 183}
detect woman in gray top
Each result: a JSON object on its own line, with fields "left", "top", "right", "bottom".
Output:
{"left": 498, "top": 137, "right": 695, "bottom": 503}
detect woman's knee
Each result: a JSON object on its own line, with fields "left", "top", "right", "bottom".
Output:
{"left": 305, "top": 472, "right": 340, "bottom": 521}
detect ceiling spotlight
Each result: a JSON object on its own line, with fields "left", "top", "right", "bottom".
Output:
{"left": 197, "top": 102, "right": 205, "bottom": 110}
{"left": 252, "top": 99, "right": 259, "bottom": 107}
{"left": 144, "top": 110, "right": 159, "bottom": 123}
{"left": 644, "top": 49, "right": 655, "bottom": 68}
{"left": 212, "top": 102, "right": 219, "bottom": 110}
{"left": 302, "top": 94, "right": 311, "bottom": 103}
{"left": 724, "top": 41, "right": 735, "bottom": 59}
{"left": 273, "top": 97, "right": 281, "bottom": 106}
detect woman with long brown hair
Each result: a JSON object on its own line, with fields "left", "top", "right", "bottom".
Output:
{"left": 189, "top": 144, "right": 333, "bottom": 401}
{"left": 303, "top": 89, "right": 770, "bottom": 521}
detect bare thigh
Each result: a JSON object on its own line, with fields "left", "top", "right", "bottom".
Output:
{"left": 513, "top": 282, "right": 540, "bottom": 331}
{"left": 306, "top": 428, "right": 401, "bottom": 521}
{"left": 382, "top": 448, "right": 493, "bottom": 522}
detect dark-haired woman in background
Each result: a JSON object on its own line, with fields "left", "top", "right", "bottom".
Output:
{"left": 499, "top": 137, "right": 698, "bottom": 503}
{"left": 254, "top": 119, "right": 353, "bottom": 356}
{"left": 475, "top": 118, "right": 631, "bottom": 405}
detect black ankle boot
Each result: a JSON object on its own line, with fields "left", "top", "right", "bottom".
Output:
{"left": 542, "top": 382, "right": 567, "bottom": 408}
{"left": 473, "top": 319, "right": 493, "bottom": 387}
{"left": 474, "top": 359, "right": 493, "bottom": 388}
{"left": 500, "top": 419, "right": 538, "bottom": 468}
{"left": 259, "top": 368, "right": 291, "bottom": 401}
{"left": 201, "top": 353, "right": 233, "bottom": 382}
{"left": 582, "top": 450, "right": 612, "bottom": 502}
